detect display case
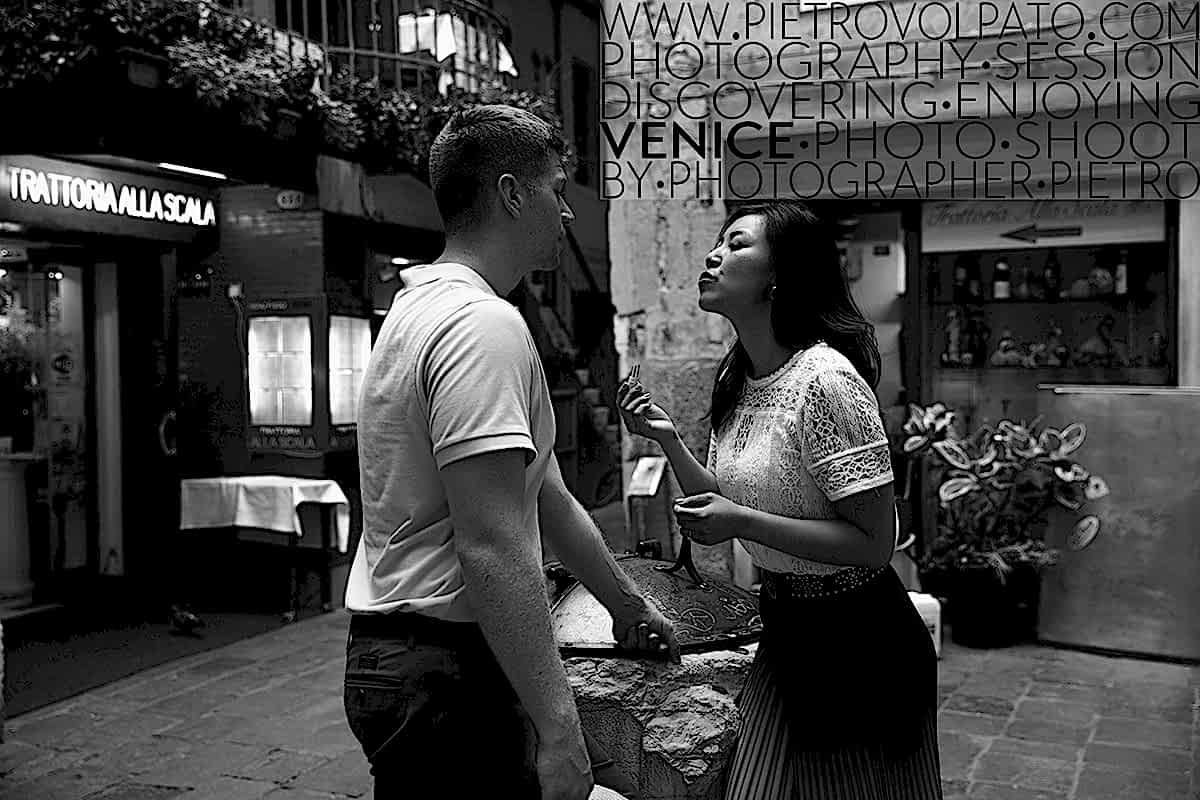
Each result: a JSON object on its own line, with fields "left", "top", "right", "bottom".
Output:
{"left": 244, "top": 295, "right": 372, "bottom": 454}
{"left": 920, "top": 201, "right": 1175, "bottom": 430}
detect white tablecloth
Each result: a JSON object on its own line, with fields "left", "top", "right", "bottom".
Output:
{"left": 179, "top": 475, "right": 350, "bottom": 553}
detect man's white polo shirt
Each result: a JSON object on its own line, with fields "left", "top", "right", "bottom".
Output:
{"left": 346, "top": 263, "right": 555, "bottom": 622}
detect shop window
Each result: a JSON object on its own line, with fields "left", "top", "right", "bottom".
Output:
{"left": 329, "top": 314, "right": 372, "bottom": 425}
{"left": 248, "top": 316, "right": 313, "bottom": 426}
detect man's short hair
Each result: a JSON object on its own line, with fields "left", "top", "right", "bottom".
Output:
{"left": 429, "top": 105, "right": 568, "bottom": 233}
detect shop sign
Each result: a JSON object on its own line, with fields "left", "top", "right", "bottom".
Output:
{"left": 248, "top": 426, "right": 319, "bottom": 452}
{"left": 0, "top": 155, "right": 219, "bottom": 243}
{"left": 247, "top": 297, "right": 318, "bottom": 314}
{"left": 922, "top": 201, "right": 1165, "bottom": 253}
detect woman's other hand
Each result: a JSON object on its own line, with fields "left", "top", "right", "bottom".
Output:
{"left": 672, "top": 492, "right": 746, "bottom": 546}
{"left": 617, "top": 365, "right": 677, "bottom": 443}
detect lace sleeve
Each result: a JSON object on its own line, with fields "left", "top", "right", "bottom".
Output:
{"left": 801, "top": 368, "right": 893, "bottom": 502}
{"left": 706, "top": 430, "right": 717, "bottom": 472}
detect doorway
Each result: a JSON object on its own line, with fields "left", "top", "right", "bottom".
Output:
{"left": 0, "top": 242, "right": 94, "bottom": 605}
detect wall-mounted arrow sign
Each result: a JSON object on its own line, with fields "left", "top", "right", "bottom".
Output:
{"left": 1001, "top": 224, "right": 1083, "bottom": 243}
{"left": 921, "top": 202, "right": 1165, "bottom": 253}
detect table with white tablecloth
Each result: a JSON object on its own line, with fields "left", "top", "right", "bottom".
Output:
{"left": 179, "top": 475, "right": 352, "bottom": 620}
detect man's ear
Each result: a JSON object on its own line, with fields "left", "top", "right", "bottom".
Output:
{"left": 496, "top": 173, "right": 523, "bottom": 218}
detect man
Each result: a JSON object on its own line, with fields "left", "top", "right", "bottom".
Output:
{"left": 344, "top": 104, "right": 679, "bottom": 800}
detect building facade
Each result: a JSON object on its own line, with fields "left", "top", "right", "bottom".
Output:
{"left": 603, "top": 0, "right": 1200, "bottom": 642}
{"left": 0, "top": 0, "right": 617, "bottom": 622}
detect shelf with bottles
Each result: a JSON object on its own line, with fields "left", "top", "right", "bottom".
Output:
{"left": 924, "top": 242, "right": 1164, "bottom": 307}
{"left": 926, "top": 241, "right": 1170, "bottom": 383}
{"left": 933, "top": 365, "right": 1170, "bottom": 382}
{"left": 931, "top": 295, "right": 1152, "bottom": 308}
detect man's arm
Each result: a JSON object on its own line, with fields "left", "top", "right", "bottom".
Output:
{"left": 442, "top": 449, "right": 591, "bottom": 795}
{"left": 539, "top": 454, "right": 679, "bottom": 661}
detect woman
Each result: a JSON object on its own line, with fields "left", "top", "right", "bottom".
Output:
{"left": 618, "top": 202, "right": 941, "bottom": 799}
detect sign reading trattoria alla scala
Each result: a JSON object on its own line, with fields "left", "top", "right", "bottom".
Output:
{"left": 0, "top": 155, "right": 218, "bottom": 243}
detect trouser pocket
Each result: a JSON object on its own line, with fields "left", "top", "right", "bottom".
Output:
{"left": 343, "top": 627, "right": 539, "bottom": 795}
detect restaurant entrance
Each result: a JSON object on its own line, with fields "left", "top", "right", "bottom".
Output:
{"left": 0, "top": 237, "right": 185, "bottom": 610}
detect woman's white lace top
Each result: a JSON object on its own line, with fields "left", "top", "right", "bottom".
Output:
{"left": 707, "top": 343, "right": 894, "bottom": 575}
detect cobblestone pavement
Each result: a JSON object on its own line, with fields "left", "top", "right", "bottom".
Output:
{"left": 2, "top": 610, "right": 1198, "bottom": 799}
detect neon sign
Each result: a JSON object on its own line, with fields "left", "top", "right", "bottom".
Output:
{"left": 7, "top": 165, "right": 216, "bottom": 228}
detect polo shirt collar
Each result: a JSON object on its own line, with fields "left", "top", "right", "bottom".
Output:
{"left": 403, "top": 262, "right": 499, "bottom": 296}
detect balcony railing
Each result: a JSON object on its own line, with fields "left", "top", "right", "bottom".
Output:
{"left": 214, "top": 0, "right": 515, "bottom": 94}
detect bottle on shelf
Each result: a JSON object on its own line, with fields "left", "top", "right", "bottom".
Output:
{"left": 951, "top": 255, "right": 969, "bottom": 304}
{"left": 1042, "top": 248, "right": 1062, "bottom": 300}
{"left": 926, "top": 255, "right": 942, "bottom": 301}
{"left": 1014, "top": 257, "right": 1033, "bottom": 300}
{"left": 966, "top": 254, "right": 984, "bottom": 301}
{"left": 992, "top": 256, "right": 1012, "bottom": 300}
{"left": 941, "top": 308, "right": 963, "bottom": 366}
{"left": 1114, "top": 248, "right": 1129, "bottom": 296}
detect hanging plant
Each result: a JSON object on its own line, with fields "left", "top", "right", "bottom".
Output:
{"left": 0, "top": 0, "right": 562, "bottom": 182}
{"left": 166, "top": 38, "right": 320, "bottom": 133}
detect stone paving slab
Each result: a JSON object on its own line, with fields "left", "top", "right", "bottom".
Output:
{"left": 0, "top": 610, "right": 1197, "bottom": 799}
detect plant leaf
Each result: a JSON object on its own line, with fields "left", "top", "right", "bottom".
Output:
{"left": 906, "top": 403, "right": 925, "bottom": 428}
{"left": 933, "top": 440, "right": 972, "bottom": 470}
{"left": 1055, "top": 464, "right": 1089, "bottom": 483}
{"left": 1068, "top": 515, "right": 1101, "bottom": 550}
{"left": 1059, "top": 422, "right": 1087, "bottom": 455}
{"left": 1084, "top": 475, "right": 1110, "bottom": 500}
{"left": 1054, "top": 483, "right": 1082, "bottom": 511}
{"left": 903, "top": 435, "right": 929, "bottom": 454}
{"left": 975, "top": 461, "right": 1001, "bottom": 479}
{"left": 939, "top": 476, "right": 978, "bottom": 504}
{"left": 1039, "top": 427, "right": 1063, "bottom": 454}
{"left": 985, "top": 551, "right": 1014, "bottom": 581}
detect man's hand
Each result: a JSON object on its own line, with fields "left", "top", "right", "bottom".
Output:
{"left": 672, "top": 492, "right": 747, "bottom": 546}
{"left": 535, "top": 726, "right": 593, "bottom": 800}
{"left": 612, "top": 597, "right": 681, "bottom": 664}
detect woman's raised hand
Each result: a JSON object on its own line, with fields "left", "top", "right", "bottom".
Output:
{"left": 617, "top": 364, "right": 677, "bottom": 443}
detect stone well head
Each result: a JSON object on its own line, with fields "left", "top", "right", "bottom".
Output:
{"left": 550, "top": 551, "right": 761, "bottom": 800}
{"left": 550, "top": 550, "right": 761, "bottom": 657}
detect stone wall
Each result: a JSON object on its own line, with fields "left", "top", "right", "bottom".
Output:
{"left": 609, "top": 192, "right": 738, "bottom": 579}
{"left": 567, "top": 647, "right": 754, "bottom": 799}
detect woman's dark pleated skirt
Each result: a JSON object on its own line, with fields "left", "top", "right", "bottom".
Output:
{"left": 724, "top": 565, "right": 943, "bottom": 800}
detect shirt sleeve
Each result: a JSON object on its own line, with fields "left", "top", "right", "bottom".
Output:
{"left": 422, "top": 299, "right": 539, "bottom": 470}
{"left": 801, "top": 368, "right": 893, "bottom": 502}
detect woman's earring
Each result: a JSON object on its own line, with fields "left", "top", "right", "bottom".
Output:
{"left": 768, "top": 285, "right": 777, "bottom": 300}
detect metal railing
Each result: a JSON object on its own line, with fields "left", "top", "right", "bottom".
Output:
{"left": 214, "top": 0, "right": 514, "bottom": 94}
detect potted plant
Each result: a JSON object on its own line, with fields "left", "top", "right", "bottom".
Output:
{"left": 903, "top": 402, "right": 1109, "bottom": 648}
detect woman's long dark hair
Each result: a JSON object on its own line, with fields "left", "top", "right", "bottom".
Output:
{"left": 709, "top": 201, "right": 882, "bottom": 433}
